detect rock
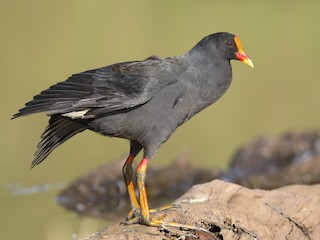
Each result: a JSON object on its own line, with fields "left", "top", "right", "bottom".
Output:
{"left": 236, "top": 157, "right": 320, "bottom": 189}
{"left": 221, "top": 130, "right": 320, "bottom": 189}
{"left": 80, "top": 180, "right": 320, "bottom": 240}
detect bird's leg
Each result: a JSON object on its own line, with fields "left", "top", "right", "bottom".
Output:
{"left": 122, "top": 154, "right": 140, "bottom": 220}
{"left": 135, "top": 157, "right": 214, "bottom": 237}
{"left": 122, "top": 140, "right": 143, "bottom": 221}
{"left": 136, "top": 158, "right": 176, "bottom": 224}
{"left": 124, "top": 157, "right": 166, "bottom": 225}
{"left": 136, "top": 158, "right": 151, "bottom": 222}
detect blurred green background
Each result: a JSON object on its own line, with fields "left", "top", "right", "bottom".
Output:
{"left": 1, "top": 1, "right": 320, "bottom": 239}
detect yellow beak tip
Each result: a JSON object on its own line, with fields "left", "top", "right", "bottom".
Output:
{"left": 244, "top": 59, "right": 254, "bottom": 69}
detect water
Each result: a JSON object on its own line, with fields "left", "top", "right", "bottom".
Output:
{"left": 2, "top": 1, "right": 320, "bottom": 239}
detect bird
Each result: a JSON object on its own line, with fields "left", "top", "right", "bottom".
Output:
{"left": 13, "top": 32, "right": 253, "bottom": 235}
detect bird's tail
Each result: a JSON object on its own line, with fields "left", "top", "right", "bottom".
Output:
{"left": 31, "top": 115, "right": 86, "bottom": 168}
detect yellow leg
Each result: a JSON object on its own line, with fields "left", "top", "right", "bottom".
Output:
{"left": 122, "top": 154, "right": 140, "bottom": 219}
{"left": 135, "top": 158, "right": 214, "bottom": 237}
{"left": 123, "top": 154, "right": 174, "bottom": 222}
{"left": 136, "top": 158, "right": 150, "bottom": 223}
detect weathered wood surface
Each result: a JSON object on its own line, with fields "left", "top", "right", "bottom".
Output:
{"left": 81, "top": 180, "right": 320, "bottom": 240}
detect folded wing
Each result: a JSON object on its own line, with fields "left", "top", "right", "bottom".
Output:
{"left": 13, "top": 58, "right": 176, "bottom": 119}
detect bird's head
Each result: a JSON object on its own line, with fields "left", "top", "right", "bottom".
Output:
{"left": 196, "top": 32, "right": 254, "bottom": 68}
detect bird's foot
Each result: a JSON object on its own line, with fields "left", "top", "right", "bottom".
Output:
{"left": 126, "top": 207, "right": 140, "bottom": 221}
{"left": 125, "top": 204, "right": 177, "bottom": 222}
{"left": 123, "top": 206, "right": 213, "bottom": 238}
{"left": 124, "top": 213, "right": 167, "bottom": 225}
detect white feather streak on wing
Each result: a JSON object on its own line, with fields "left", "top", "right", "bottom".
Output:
{"left": 61, "top": 109, "right": 93, "bottom": 119}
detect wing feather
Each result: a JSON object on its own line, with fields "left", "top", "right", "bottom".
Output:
{"left": 31, "top": 115, "right": 86, "bottom": 167}
{"left": 13, "top": 57, "right": 179, "bottom": 119}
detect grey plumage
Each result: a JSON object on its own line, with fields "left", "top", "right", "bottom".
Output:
{"left": 13, "top": 32, "right": 247, "bottom": 167}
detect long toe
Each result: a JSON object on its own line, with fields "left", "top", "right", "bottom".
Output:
{"left": 123, "top": 216, "right": 141, "bottom": 225}
{"left": 149, "top": 204, "right": 178, "bottom": 214}
{"left": 126, "top": 208, "right": 141, "bottom": 221}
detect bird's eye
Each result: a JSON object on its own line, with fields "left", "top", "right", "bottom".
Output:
{"left": 226, "top": 41, "right": 233, "bottom": 47}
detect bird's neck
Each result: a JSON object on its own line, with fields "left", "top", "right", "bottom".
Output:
{"left": 184, "top": 51, "right": 233, "bottom": 103}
